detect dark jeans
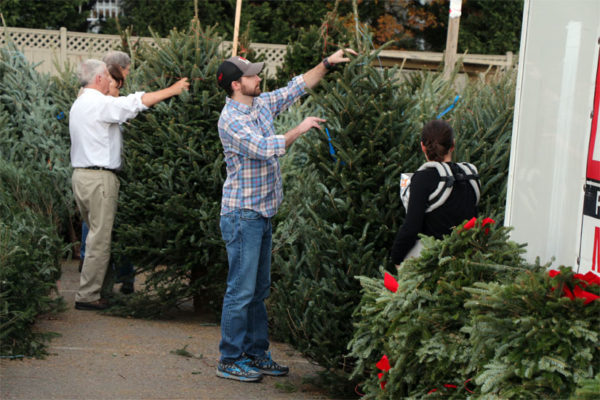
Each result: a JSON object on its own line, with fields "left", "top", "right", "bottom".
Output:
{"left": 219, "top": 209, "right": 272, "bottom": 362}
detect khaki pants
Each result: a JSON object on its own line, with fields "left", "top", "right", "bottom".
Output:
{"left": 72, "top": 169, "right": 119, "bottom": 303}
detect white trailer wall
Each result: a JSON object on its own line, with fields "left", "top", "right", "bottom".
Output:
{"left": 506, "top": 0, "right": 600, "bottom": 270}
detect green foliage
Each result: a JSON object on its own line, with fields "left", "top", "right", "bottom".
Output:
{"left": 0, "top": 41, "right": 76, "bottom": 240}
{"left": 0, "top": 161, "right": 66, "bottom": 358}
{"left": 348, "top": 219, "right": 536, "bottom": 399}
{"left": 0, "top": 0, "right": 91, "bottom": 31}
{"left": 271, "top": 49, "right": 412, "bottom": 393}
{"left": 459, "top": 0, "right": 524, "bottom": 55}
{"left": 0, "top": 32, "right": 71, "bottom": 359}
{"left": 450, "top": 71, "right": 517, "bottom": 221}
{"left": 101, "top": 0, "right": 330, "bottom": 45}
{"left": 270, "top": 35, "right": 516, "bottom": 394}
{"left": 465, "top": 266, "right": 600, "bottom": 398}
{"left": 422, "top": 0, "right": 524, "bottom": 54}
{"left": 108, "top": 21, "right": 228, "bottom": 317}
{"left": 238, "top": 0, "right": 331, "bottom": 45}
{"left": 571, "top": 373, "right": 600, "bottom": 400}
{"left": 102, "top": 0, "right": 196, "bottom": 37}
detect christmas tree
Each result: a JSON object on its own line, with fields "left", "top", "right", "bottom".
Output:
{"left": 465, "top": 266, "right": 600, "bottom": 398}
{"left": 108, "top": 20, "right": 229, "bottom": 317}
{"left": 348, "top": 218, "right": 540, "bottom": 398}
{"left": 0, "top": 41, "right": 74, "bottom": 236}
{"left": 0, "top": 43, "right": 67, "bottom": 356}
{"left": 0, "top": 161, "right": 65, "bottom": 357}
{"left": 269, "top": 31, "right": 517, "bottom": 393}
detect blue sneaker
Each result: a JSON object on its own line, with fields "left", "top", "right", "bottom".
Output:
{"left": 248, "top": 352, "right": 289, "bottom": 376}
{"left": 216, "top": 357, "right": 263, "bottom": 382}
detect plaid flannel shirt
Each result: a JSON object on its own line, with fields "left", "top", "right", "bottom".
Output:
{"left": 218, "top": 75, "right": 307, "bottom": 217}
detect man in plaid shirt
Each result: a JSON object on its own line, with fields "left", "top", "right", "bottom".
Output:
{"left": 215, "top": 49, "right": 356, "bottom": 382}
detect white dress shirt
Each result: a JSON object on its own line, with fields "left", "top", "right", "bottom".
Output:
{"left": 69, "top": 88, "right": 148, "bottom": 170}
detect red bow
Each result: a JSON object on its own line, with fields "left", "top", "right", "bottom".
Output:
{"left": 463, "top": 217, "right": 476, "bottom": 230}
{"left": 549, "top": 270, "right": 600, "bottom": 305}
{"left": 384, "top": 272, "right": 399, "bottom": 293}
{"left": 377, "top": 372, "right": 387, "bottom": 389}
{"left": 376, "top": 355, "right": 391, "bottom": 390}
{"left": 463, "top": 217, "right": 496, "bottom": 233}
{"left": 376, "top": 354, "right": 391, "bottom": 371}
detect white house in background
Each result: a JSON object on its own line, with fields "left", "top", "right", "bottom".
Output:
{"left": 86, "top": 0, "right": 122, "bottom": 32}
{"left": 506, "top": 0, "right": 600, "bottom": 275}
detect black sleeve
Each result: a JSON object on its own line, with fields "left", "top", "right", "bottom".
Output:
{"left": 390, "top": 169, "right": 437, "bottom": 264}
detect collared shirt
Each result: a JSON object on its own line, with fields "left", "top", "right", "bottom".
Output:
{"left": 218, "top": 75, "right": 307, "bottom": 217}
{"left": 69, "top": 88, "right": 148, "bottom": 170}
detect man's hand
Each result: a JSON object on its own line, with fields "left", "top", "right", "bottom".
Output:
{"left": 303, "top": 48, "right": 358, "bottom": 89}
{"left": 284, "top": 117, "right": 326, "bottom": 148}
{"left": 170, "top": 78, "right": 190, "bottom": 95}
{"left": 297, "top": 117, "right": 326, "bottom": 135}
{"left": 142, "top": 77, "right": 190, "bottom": 107}
{"left": 325, "top": 48, "right": 358, "bottom": 66}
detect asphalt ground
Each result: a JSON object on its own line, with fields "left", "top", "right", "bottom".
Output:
{"left": 0, "top": 259, "right": 333, "bottom": 400}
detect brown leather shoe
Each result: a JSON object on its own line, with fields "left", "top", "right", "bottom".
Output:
{"left": 75, "top": 298, "right": 109, "bottom": 310}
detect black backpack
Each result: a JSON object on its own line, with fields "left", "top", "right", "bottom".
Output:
{"left": 400, "top": 161, "right": 481, "bottom": 212}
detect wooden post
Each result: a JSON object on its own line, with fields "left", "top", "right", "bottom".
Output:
{"left": 60, "top": 27, "right": 67, "bottom": 69}
{"left": 443, "top": 0, "right": 462, "bottom": 79}
{"left": 231, "top": 0, "right": 242, "bottom": 57}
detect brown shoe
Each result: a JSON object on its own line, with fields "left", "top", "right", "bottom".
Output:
{"left": 75, "top": 298, "right": 109, "bottom": 310}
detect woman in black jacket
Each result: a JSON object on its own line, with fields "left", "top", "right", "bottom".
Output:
{"left": 391, "top": 120, "right": 479, "bottom": 266}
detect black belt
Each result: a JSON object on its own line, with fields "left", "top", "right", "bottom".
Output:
{"left": 79, "top": 166, "right": 119, "bottom": 174}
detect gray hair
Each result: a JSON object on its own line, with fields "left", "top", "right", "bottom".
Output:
{"left": 77, "top": 59, "right": 106, "bottom": 87}
{"left": 102, "top": 51, "right": 131, "bottom": 69}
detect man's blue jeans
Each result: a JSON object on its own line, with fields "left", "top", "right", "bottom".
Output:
{"left": 219, "top": 209, "right": 272, "bottom": 363}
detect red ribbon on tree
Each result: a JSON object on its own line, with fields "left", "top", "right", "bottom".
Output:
{"left": 549, "top": 269, "right": 600, "bottom": 304}
{"left": 375, "top": 354, "right": 391, "bottom": 390}
{"left": 376, "top": 354, "right": 391, "bottom": 371}
{"left": 463, "top": 217, "right": 496, "bottom": 233}
{"left": 463, "top": 217, "right": 476, "bottom": 230}
{"left": 427, "top": 383, "right": 460, "bottom": 395}
{"left": 377, "top": 373, "right": 387, "bottom": 389}
{"left": 574, "top": 271, "right": 600, "bottom": 286}
{"left": 384, "top": 272, "right": 399, "bottom": 293}
{"left": 481, "top": 217, "right": 496, "bottom": 234}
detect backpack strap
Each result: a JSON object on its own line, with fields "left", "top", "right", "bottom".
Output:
{"left": 417, "top": 161, "right": 455, "bottom": 213}
{"left": 455, "top": 162, "right": 481, "bottom": 205}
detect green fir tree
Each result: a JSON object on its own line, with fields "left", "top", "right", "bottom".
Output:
{"left": 348, "top": 219, "right": 539, "bottom": 399}
{"left": 107, "top": 21, "right": 228, "bottom": 317}
{"left": 269, "top": 34, "right": 517, "bottom": 394}
{"left": 465, "top": 266, "right": 600, "bottom": 398}
{"left": 0, "top": 43, "right": 68, "bottom": 356}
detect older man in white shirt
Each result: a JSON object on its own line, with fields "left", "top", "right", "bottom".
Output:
{"left": 70, "top": 59, "right": 189, "bottom": 310}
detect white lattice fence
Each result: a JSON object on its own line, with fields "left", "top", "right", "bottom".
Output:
{"left": 0, "top": 27, "right": 62, "bottom": 74}
{"left": 1, "top": 26, "right": 509, "bottom": 79}
{"left": 3, "top": 28, "right": 61, "bottom": 49}
{"left": 0, "top": 26, "right": 287, "bottom": 77}
{"left": 66, "top": 32, "right": 121, "bottom": 54}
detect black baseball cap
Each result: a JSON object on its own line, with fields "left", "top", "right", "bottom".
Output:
{"left": 217, "top": 56, "right": 264, "bottom": 91}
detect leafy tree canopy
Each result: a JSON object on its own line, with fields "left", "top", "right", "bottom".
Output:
{"left": 1, "top": 0, "right": 523, "bottom": 54}
{"left": 0, "top": 0, "right": 92, "bottom": 31}
{"left": 99, "top": 0, "right": 522, "bottom": 54}
{"left": 422, "top": 0, "right": 524, "bottom": 54}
